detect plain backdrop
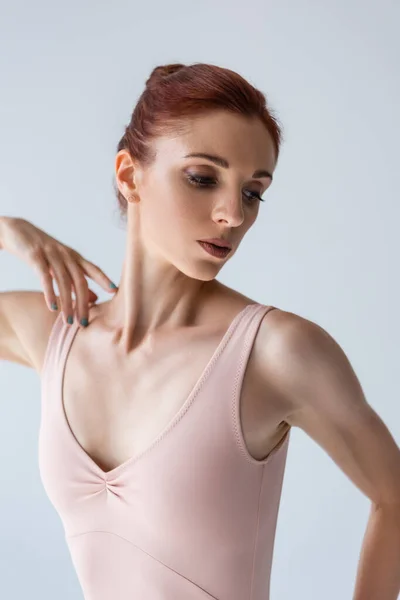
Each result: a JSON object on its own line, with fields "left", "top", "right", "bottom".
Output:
{"left": 0, "top": 1, "right": 399, "bottom": 598}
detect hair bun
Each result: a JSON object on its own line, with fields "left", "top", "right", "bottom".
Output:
{"left": 146, "top": 64, "right": 186, "bottom": 86}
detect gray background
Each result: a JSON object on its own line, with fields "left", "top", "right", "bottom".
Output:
{"left": 0, "top": 0, "right": 399, "bottom": 598}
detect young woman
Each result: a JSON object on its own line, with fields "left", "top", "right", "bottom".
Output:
{"left": 1, "top": 63, "right": 399, "bottom": 600}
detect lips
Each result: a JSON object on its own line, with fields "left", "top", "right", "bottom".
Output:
{"left": 198, "top": 239, "right": 232, "bottom": 250}
{"left": 198, "top": 241, "right": 231, "bottom": 258}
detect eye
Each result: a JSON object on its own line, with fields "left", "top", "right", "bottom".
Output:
{"left": 185, "top": 174, "right": 264, "bottom": 204}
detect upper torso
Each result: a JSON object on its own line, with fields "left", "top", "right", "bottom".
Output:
{"left": 35, "top": 283, "right": 291, "bottom": 471}
{"left": 37, "top": 288, "right": 292, "bottom": 600}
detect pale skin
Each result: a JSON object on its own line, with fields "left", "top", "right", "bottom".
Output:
{"left": 107, "top": 109, "right": 275, "bottom": 349}
{"left": 0, "top": 109, "right": 400, "bottom": 597}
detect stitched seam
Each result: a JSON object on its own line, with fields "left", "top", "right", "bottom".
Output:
{"left": 66, "top": 530, "right": 218, "bottom": 599}
{"left": 231, "top": 305, "right": 283, "bottom": 466}
{"left": 62, "top": 302, "right": 256, "bottom": 477}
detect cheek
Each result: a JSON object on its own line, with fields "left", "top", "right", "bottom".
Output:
{"left": 158, "top": 178, "right": 204, "bottom": 227}
{"left": 141, "top": 183, "right": 194, "bottom": 243}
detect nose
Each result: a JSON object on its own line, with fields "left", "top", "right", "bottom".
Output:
{"left": 212, "top": 196, "right": 245, "bottom": 228}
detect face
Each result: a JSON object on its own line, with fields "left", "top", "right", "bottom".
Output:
{"left": 115, "top": 110, "right": 277, "bottom": 281}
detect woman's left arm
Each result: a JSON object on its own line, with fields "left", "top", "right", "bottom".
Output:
{"left": 264, "top": 313, "right": 400, "bottom": 599}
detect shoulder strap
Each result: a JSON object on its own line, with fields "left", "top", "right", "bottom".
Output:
{"left": 40, "top": 311, "right": 79, "bottom": 391}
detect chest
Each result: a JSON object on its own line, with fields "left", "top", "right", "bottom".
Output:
{"left": 61, "top": 320, "right": 285, "bottom": 473}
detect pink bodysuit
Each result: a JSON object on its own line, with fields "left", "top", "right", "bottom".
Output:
{"left": 39, "top": 302, "right": 290, "bottom": 600}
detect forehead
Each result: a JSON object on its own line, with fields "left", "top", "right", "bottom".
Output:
{"left": 152, "top": 110, "right": 276, "bottom": 173}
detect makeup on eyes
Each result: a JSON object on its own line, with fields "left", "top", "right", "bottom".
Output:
{"left": 184, "top": 170, "right": 265, "bottom": 205}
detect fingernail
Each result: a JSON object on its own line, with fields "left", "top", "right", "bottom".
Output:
{"left": 80, "top": 317, "right": 89, "bottom": 327}
{"left": 109, "top": 282, "right": 117, "bottom": 290}
{"left": 67, "top": 315, "right": 74, "bottom": 325}
{"left": 51, "top": 302, "right": 58, "bottom": 310}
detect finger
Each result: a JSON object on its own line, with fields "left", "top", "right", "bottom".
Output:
{"left": 52, "top": 267, "right": 97, "bottom": 304}
{"left": 77, "top": 257, "right": 118, "bottom": 293}
{"left": 66, "top": 260, "right": 90, "bottom": 327}
{"left": 30, "top": 248, "right": 58, "bottom": 311}
{"left": 47, "top": 253, "right": 75, "bottom": 325}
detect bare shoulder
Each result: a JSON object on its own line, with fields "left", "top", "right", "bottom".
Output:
{"left": 257, "top": 305, "right": 352, "bottom": 418}
{"left": 260, "top": 305, "right": 341, "bottom": 369}
{"left": 259, "top": 305, "right": 313, "bottom": 338}
{"left": 257, "top": 302, "right": 328, "bottom": 351}
{"left": 0, "top": 290, "right": 58, "bottom": 372}
{"left": 258, "top": 305, "right": 400, "bottom": 509}
{"left": 254, "top": 305, "right": 322, "bottom": 409}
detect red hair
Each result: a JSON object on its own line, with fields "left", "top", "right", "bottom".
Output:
{"left": 113, "top": 62, "right": 283, "bottom": 221}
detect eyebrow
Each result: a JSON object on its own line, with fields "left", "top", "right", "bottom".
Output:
{"left": 183, "top": 152, "right": 273, "bottom": 181}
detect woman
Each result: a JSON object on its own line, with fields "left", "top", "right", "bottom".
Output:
{"left": 1, "top": 63, "right": 399, "bottom": 600}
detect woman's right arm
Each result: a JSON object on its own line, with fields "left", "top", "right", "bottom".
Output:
{"left": 0, "top": 216, "right": 117, "bottom": 371}
{"left": 0, "top": 290, "right": 51, "bottom": 368}
{"left": 0, "top": 218, "right": 39, "bottom": 367}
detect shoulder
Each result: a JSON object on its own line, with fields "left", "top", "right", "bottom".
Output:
{"left": 258, "top": 306, "right": 400, "bottom": 509}
{"left": 4, "top": 290, "right": 59, "bottom": 372}
{"left": 257, "top": 306, "right": 348, "bottom": 412}
{"left": 259, "top": 306, "right": 334, "bottom": 356}
{"left": 258, "top": 306, "right": 362, "bottom": 425}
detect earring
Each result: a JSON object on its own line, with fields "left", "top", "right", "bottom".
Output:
{"left": 128, "top": 192, "right": 139, "bottom": 203}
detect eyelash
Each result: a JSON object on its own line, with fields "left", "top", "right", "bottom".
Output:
{"left": 185, "top": 174, "right": 265, "bottom": 204}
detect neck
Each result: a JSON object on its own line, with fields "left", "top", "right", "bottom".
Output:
{"left": 100, "top": 230, "right": 218, "bottom": 352}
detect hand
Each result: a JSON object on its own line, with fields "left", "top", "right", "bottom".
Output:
{"left": 1, "top": 217, "right": 118, "bottom": 326}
